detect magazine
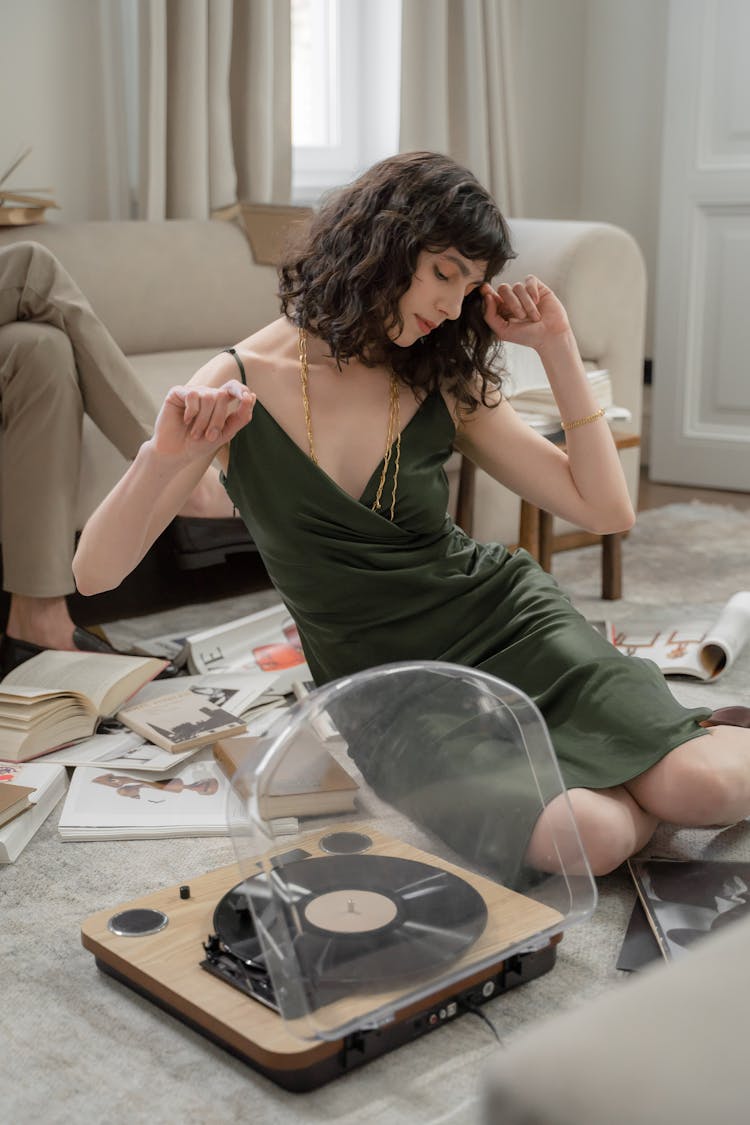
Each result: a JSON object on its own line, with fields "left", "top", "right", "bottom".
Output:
{"left": 117, "top": 689, "right": 247, "bottom": 753}
{"left": 628, "top": 858, "right": 750, "bottom": 961}
{"left": 58, "top": 753, "right": 233, "bottom": 840}
{"left": 182, "top": 603, "right": 311, "bottom": 693}
{"left": 58, "top": 752, "right": 299, "bottom": 840}
{"left": 611, "top": 591, "right": 750, "bottom": 681}
{"left": 0, "top": 760, "right": 68, "bottom": 862}
{"left": 41, "top": 730, "right": 200, "bottom": 775}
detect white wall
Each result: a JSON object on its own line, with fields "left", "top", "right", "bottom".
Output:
{"left": 580, "top": 0, "right": 669, "bottom": 356}
{"left": 0, "top": 0, "right": 123, "bottom": 220}
{"left": 514, "top": 0, "right": 668, "bottom": 356}
{"left": 515, "top": 0, "right": 588, "bottom": 221}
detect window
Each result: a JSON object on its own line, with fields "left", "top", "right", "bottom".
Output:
{"left": 291, "top": 0, "right": 402, "bottom": 203}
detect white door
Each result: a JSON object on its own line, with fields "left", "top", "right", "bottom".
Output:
{"left": 650, "top": 0, "right": 750, "bottom": 489}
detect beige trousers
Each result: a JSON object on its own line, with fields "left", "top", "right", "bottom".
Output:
{"left": 0, "top": 242, "right": 156, "bottom": 596}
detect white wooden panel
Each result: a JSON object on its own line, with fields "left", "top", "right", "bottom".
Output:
{"left": 697, "top": 207, "right": 750, "bottom": 422}
{"left": 701, "top": 0, "right": 750, "bottom": 167}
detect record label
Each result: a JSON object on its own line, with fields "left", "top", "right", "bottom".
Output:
{"left": 303, "top": 889, "right": 399, "bottom": 934}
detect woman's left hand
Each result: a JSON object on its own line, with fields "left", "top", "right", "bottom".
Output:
{"left": 481, "top": 275, "right": 570, "bottom": 350}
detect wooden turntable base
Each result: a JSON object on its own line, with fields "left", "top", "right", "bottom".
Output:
{"left": 81, "top": 828, "right": 563, "bottom": 1091}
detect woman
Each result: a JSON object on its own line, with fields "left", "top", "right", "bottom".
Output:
{"left": 73, "top": 152, "right": 750, "bottom": 879}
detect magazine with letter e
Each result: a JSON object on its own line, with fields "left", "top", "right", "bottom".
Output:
{"left": 612, "top": 591, "right": 750, "bottom": 681}
{"left": 184, "top": 603, "right": 311, "bottom": 694}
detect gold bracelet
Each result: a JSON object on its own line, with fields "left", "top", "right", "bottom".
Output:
{"left": 560, "top": 406, "right": 606, "bottom": 431}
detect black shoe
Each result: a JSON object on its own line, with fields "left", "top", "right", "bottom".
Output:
{"left": 170, "top": 516, "right": 257, "bottom": 570}
{"left": 0, "top": 626, "right": 120, "bottom": 678}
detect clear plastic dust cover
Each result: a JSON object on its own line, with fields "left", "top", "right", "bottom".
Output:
{"left": 226, "top": 661, "right": 597, "bottom": 1041}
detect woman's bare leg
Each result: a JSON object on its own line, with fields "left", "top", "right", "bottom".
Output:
{"left": 624, "top": 726, "right": 750, "bottom": 826}
{"left": 5, "top": 595, "right": 77, "bottom": 650}
{"left": 527, "top": 785, "right": 659, "bottom": 877}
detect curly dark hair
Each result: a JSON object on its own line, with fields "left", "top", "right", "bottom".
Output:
{"left": 278, "top": 151, "right": 516, "bottom": 412}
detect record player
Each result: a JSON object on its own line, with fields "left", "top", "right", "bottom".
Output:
{"left": 81, "top": 661, "right": 597, "bottom": 1092}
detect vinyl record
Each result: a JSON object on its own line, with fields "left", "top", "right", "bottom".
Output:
{"left": 214, "top": 853, "right": 488, "bottom": 989}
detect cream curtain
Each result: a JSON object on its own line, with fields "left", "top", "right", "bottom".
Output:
{"left": 399, "top": 0, "right": 523, "bottom": 214}
{"left": 136, "top": 0, "right": 291, "bottom": 219}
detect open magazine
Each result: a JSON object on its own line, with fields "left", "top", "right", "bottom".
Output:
{"left": 610, "top": 591, "right": 750, "bottom": 681}
{"left": 109, "top": 604, "right": 311, "bottom": 696}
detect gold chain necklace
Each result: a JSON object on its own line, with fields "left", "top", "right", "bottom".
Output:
{"left": 298, "top": 328, "right": 401, "bottom": 520}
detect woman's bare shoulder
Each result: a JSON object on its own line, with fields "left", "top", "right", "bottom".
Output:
{"left": 186, "top": 317, "right": 293, "bottom": 389}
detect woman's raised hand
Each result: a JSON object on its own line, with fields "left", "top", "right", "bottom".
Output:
{"left": 481, "top": 275, "right": 571, "bottom": 350}
{"left": 151, "top": 379, "right": 256, "bottom": 459}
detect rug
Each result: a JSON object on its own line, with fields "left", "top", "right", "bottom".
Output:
{"left": 5, "top": 501, "right": 750, "bottom": 1125}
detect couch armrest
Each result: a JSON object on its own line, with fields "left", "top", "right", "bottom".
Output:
{"left": 503, "top": 218, "right": 647, "bottom": 430}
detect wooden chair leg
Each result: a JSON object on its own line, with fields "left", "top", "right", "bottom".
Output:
{"left": 518, "top": 501, "right": 541, "bottom": 559}
{"left": 601, "top": 532, "right": 622, "bottom": 600}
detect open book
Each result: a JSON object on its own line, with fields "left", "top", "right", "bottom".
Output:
{"left": 628, "top": 858, "right": 750, "bottom": 962}
{"left": 611, "top": 592, "right": 750, "bottom": 681}
{"left": 0, "top": 650, "right": 167, "bottom": 762}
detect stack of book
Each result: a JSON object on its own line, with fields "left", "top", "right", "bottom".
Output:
{"left": 0, "top": 761, "right": 67, "bottom": 863}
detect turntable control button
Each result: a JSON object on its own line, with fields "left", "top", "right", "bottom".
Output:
{"left": 481, "top": 980, "right": 496, "bottom": 998}
{"left": 428, "top": 1013, "right": 439, "bottom": 1026}
{"left": 446, "top": 1002, "right": 458, "bottom": 1017}
{"left": 179, "top": 885, "right": 191, "bottom": 900}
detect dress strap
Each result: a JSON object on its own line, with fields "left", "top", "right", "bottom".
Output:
{"left": 222, "top": 346, "right": 247, "bottom": 385}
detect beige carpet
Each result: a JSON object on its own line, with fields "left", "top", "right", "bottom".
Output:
{"left": 4, "top": 501, "right": 750, "bottom": 1125}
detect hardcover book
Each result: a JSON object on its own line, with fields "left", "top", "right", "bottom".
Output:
{"left": 0, "top": 781, "right": 35, "bottom": 827}
{"left": 213, "top": 731, "right": 359, "bottom": 819}
{"left": 0, "top": 650, "right": 168, "bottom": 762}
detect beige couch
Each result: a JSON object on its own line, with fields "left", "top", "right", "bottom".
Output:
{"left": 482, "top": 910, "right": 750, "bottom": 1124}
{"left": 0, "top": 215, "right": 645, "bottom": 547}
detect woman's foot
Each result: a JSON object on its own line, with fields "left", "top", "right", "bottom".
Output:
{"left": 1, "top": 593, "right": 124, "bottom": 676}
{"left": 5, "top": 594, "right": 80, "bottom": 651}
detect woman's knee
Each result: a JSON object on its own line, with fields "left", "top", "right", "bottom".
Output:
{"left": 627, "top": 735, "right": 750, "bottom": 825}
{"left": 1, "top": 321, "right": 76, "bottom": 392}
{"left": 527, "top": 787, "right": 653, "bottom": 877}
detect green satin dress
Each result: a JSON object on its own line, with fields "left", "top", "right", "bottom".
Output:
{"left": 222, "top": 366, "right": 710, "bottom": 884}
